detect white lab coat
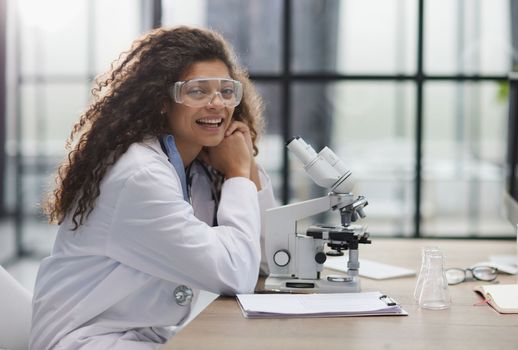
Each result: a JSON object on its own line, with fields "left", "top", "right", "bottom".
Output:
{"left": 29, "top": 138, "right": 276, "bottom": 350}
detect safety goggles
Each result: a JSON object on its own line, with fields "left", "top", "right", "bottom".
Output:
{"left": 445, "top": 266, "right": 498, "bottom": 285}
{"left": 172, "top": 77, "right": 243, "bottom": 108}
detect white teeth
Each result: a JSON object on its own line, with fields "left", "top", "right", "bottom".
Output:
{"left": 196, "top": 118, "right": 222, "bottom": 124}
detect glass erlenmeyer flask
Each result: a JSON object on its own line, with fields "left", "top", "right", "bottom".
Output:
{"left": 413, "top": 246, "right": 440, "bottom": 302}
{"left": 418, "top": 250, "right": 451, "bottom": 310}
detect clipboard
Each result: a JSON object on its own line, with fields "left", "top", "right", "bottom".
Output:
{"left": 379, "top": 294, "right": 398, "bottom": 306}
{"left": 236, "top": 291, "right": 408, "bottom": 319}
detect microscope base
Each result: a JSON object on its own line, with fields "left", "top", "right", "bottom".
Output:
{"left": 264, "top": 275, "right": 361, "bottom": 293}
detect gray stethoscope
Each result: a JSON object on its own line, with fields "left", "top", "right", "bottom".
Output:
{"left": 159, "top": 137, "right": 221, "bottom": 226}
{"left": 186, "top": 159, "right": 221, "bottom": 226}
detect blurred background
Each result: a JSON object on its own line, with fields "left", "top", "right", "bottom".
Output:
{"left": 1, "top": 0, "right": 517, "bottom": 289}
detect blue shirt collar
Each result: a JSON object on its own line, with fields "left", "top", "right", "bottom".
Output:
{"left": 161, "top": 135, "right": 189, "bottom": 202}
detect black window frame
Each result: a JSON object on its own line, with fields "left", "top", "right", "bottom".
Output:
{"left": 248, "top": 0, "right": 509, "bottom": 239}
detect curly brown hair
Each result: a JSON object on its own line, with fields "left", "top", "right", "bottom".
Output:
{"left": 43, "top": 26, "right": 264, "bottom": 229}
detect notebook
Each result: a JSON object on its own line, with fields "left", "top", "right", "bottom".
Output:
{"left": 473, "top": 284, "right": 518, "bottom": 314}
{"left": 236, "top": 291, "right": 408, "bottom": 318}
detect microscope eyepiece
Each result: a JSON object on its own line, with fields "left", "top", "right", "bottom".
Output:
{"left": 286, "top": 136, "right": 300, "bottom": 146}
{"left": 287, "top": 136, "right": 354, "bottom": 194}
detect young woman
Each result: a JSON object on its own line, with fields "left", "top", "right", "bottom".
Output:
{"left": 30, "top": 26, "right": 276, "bottom": 349}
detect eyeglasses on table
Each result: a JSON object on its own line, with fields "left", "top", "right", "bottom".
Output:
{"left": 445, "top": 266, "right": 498, "bottom": 285}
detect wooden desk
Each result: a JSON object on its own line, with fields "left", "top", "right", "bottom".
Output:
{"left": 165, "top": 239, "right": 518, "bottom": 350}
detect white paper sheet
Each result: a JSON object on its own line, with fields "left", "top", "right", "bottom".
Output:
{"left": 325, "top": 257, "right": 416, "bottom": 280}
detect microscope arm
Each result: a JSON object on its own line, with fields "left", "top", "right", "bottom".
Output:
{"left": 265, "top": 194, "right": 354, "bottom": 227}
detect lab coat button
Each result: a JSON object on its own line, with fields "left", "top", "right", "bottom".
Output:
{"left": 174, "top": 285, "right": 193, "bottom": 306}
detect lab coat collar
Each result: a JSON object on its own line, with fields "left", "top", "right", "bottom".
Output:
{"left": 142, "top": 137, "right": 167, "bottom": 158}
{"left": 141, "top": 136, "right": 191, "bottom": 203}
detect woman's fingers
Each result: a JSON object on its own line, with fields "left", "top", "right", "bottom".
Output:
{"left": 226, "top": 121, "right": 253, "bottom": 155}
{"left": 225, "top": 120, "right": 249, "bottom": 136}
{"left": 204, "top": 131, "right": 251, "bottom": 178}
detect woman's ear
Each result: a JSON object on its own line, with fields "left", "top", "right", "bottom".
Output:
{"left": 162, "top": 99, "right": 173, "bottom": 115}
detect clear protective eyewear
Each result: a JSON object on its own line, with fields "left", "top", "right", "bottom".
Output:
{"left": 445, "top": 266, "right": 498, "bottom": 285}
{"left": 172, "top": 77, "right": 243, "bottom": 108}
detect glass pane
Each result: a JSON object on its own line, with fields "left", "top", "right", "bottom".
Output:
{"left": 291, "top": 82, "right": 416, "bottom": 237}
{"left": 162, "top": 0, "right": 282, "bottom": 73}
{"left": 255, "top": 82, "right": 283, "bottom": 198}
{"left": 0, "top": 218, "right": 15, "bottom": 262}
{"left": 19, "top": 82, "right": 88, "bottom": 220}
{"left": 94, "top": 0, "right": 142, "bottom": 74}
{"left": 425, "top": 0, "right": 511, "bottom": 75}
{"left": 44, "top": 83, "right": 90, "bottom": 156}
{"left": 18, "top": 0, "right": 89, "bottom": 76}
{"left": 1, "top": 154, "right": 16, "bottom": 262}
{"left": 8, "top": 0, "right": 145, "bottom": 259}
{"left": 20, "top": 83, "right": 89, "bottom": 158}
{"left": 293, "top": 0, "right": 417, "bottom": 74}
{"left": 422, "top": 81, "right": 514, "bottom": 237}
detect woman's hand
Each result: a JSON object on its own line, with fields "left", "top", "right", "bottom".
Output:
{"left": 225, "top": 121, "right": 262, "bottom": 190}
{"left": 201, "top": 121, "right": 261, "bottom": 189}
{"left": 201, "top": 125, "right": 252, "bottom": 179}
{"left": 225, "top": 121, "right": 254, "bottom": 156}
{"left": 225, "top": 121, "right": 261, "bottom": 191}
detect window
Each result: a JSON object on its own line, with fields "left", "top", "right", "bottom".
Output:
{"left": 2, "top": 0, "right": 515, "bottom": 262}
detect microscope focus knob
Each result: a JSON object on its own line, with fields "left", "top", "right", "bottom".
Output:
{"left": 273, "top": 250, "right": 290, "bottom": 267}
{"left": 315, "top": 252, "right": 327, "bottom": 264}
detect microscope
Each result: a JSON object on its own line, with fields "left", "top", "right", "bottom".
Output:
{"left": 265, "top": 136, "right": 371, "bottom": 293}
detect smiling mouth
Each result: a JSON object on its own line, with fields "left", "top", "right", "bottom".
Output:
{"left": 196, "top": 118, "right": 224, "bottom": 127}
